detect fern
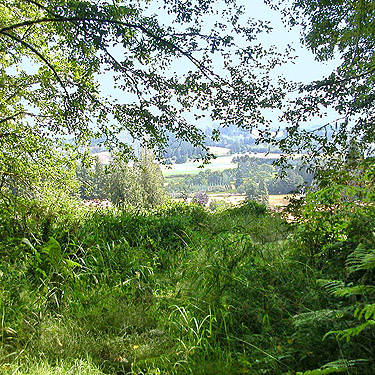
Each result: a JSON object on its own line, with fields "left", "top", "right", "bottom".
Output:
{"left": 299, "top": 245, "right": 375, "bottom": 374}
{"left": 318, "top": 253, "right": 375, "bottom": 341}
{"left": 293, "top": 309, "right": 345, "bottom": 328}
{"left": 354, "top": 303, "right": 375, "bottom": 320}
{"left": 324, "top": 320, "right": 375, "bottom": 342}
{"left": 296, "top": 368, "right": 345, "bottom": 375}
{"left": 296, "top": 359, "right": 368, "bottom": 375}
{"left": 332, "top": 285, "right": 375, "bottom": 298}
{"left": 346, "top": 244, "right": 375, "bottom": 273}
{"left": 317, "top": 278, "right": 375, "bottom": 298}
{"left": 316, "top": 279, "right": 345, "bottom": 296}
{"left": 296, "top": 367, "right": 345, "bottom": 375}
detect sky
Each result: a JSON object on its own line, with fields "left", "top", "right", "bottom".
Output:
{"left": 235, "top": 0, "right": 340, "bottom": 83}
{"left": 97, "top": 0, "right": 341, "bottom": 131}
{"left": 7, "top": 0, "right": 341, "bottom": 138}
{"left": 98, "top": 0, "right": 340, "bottom": 84}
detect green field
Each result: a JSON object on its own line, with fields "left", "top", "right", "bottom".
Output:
{"left": 160, "top": 152, "right": 284, "bottom": 177}
{"left": 162, "top": 163, "right": 236, "bottom": 176}
{"left": 160, "top": 155, "right": 237, "bottom": 176}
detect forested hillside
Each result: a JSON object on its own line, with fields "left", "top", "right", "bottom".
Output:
{"left": 165, "top": 155, "right": 313, "bottom": 200}
{"left": 1, "top": 0, "right": 375, "bottom": 374}
{"left": 162, "top": 126, "right": 282, "bottom": 163}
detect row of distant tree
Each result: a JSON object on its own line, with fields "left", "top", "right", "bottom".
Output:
{"left": 78, "top": 152, "right": 313, "bottom": 207}
{"left": 162, "top": 133, "right": 206, "bottom": 163}
{"left": 205, "top": 125, "right": 282, "bottom": 154}
{"left": 77, "top": 150, "right": 165, "bottom": 208}
{"left": 166, "top": 155, "right": 314, "bottom": 202}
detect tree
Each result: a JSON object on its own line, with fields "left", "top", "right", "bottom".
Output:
{"left": 193, "top": 191, "right": 209, "bottom": 205}
{"left": 1, "top": 0, "right": 288, "bottom": 163}
{"left": 265, "top": 3, "right": 375, "bottom": 373}
{"left": 76, "top": 156, "right": 107, "bottom": 199}
{"left": 0, "top": 128, "right": 79, "bottom": 236}
{"left": 134, "top": 149, "right": 166, "bottom": 208}
{"left": 105, "top": 150, "right": 165, "bottom": 208}
{"left": 268, "top": 0, "right": 375, "bottom": 174}
{"left": 242, "top": 179, "right": 268, "bottom": 204}
{"left": 104, "top": 156, "right": 142, "bottom": 206}
{"left": 267, "top": 168, "right": 304, "bottom": 194}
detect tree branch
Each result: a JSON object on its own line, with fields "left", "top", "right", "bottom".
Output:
{"left": 1, "top": 31, "right": 69, "bottom": 98}
{"left": 0, "top": 112, "right": 26, "bottom": 124}
{"left": 0, "top": 111, "right": 54, "bottom": 125}
{"left": 0, "top": 16, "right": 218, "bottom": 81}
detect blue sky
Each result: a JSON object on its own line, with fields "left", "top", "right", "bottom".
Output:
{"left": 9, "top": 0, "right": 341, "bottom": 135}
{"left": 97, "top": 0, "right": 341, "bottom": 131}
{"left": 237, "top": 0, "right": 340, "bottom": 83}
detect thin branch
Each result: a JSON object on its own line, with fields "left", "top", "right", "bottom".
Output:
{"left": 0, "top": 131, "right": 20, "bottom": 139}
{"left": 309, "top": 66, "right": 375, "bottom": 90}
{"left": 0, "top": 111, "right": 26, "bottom": 124}
{"left": 1, "top": 31, "right": 69, "bottom": 98}
{"left": 24, "top": 0, "right": 245, "bottom": 86}
{"left": 22, "top": 0, "right": 50, "bottom": 13}
{"left": 0, "top": 16, "right": 218, "bottom": 81}
{"left": 0, "top": 111, "right": 54, "bottom": 127}
{"left": 5, "top": 81, "right": 41, "bottom": 103}
{"left": 103, "top": 49, "right": 145, "bottom": 98}
{"left": 21, "top": 1, "right": 146, "bottom": 96}
{"left": 309, "top": 116, "right": 347, "bottom": 134}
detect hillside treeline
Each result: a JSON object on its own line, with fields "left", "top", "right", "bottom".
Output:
{"left": 163, "top": 127, "right": 282, "bottom": 164}
{"left": 166, "top": 155, "right": 314, "bottom": 200}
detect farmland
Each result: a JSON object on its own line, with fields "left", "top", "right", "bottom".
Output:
{"left": 160, "top": 151, "right": 283, "bottom": 177}
{"left": 175, "top": 193, "right": 293, "bottom": 209}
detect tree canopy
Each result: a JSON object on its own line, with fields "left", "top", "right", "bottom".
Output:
{"left": 270, "top": 0, "right": 375, "bottom": 173}
{"left": 0, "top": 0, "right": 288, "bottom": 159}
{"left": 2, "top": 0, "right": 374, "bottom": 197}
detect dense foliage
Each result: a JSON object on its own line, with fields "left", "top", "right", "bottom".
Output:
{"left": 0, "top": 0, "right": 288, "bottom": 158}
{"left": 269, "top": 0, "right": 375, "bottom": 173}
{"left": 1, "top": 186, "right": 375, "bottom": 374}
{"left": 1, "top": 0, "right": 375, "bottom": 374}
{"left": 0, "top": 201, "right": 311, "bottom": 375}
{"left": 78, "top": 150, "right": 165, "bottom": 208}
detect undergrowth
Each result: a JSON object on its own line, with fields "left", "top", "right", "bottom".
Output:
{"left": 1, "top": 198, "right": 367, "bottom": 374}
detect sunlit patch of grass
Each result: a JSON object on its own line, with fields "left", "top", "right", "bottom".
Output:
{"left": 268, "top": 194, "right": 294, "bottom": 209}
{"left": 1, "top": 200, "right": 326, "bottom": 374}
{"left": 1, "top": 358, "right": 105, "bottom": 375}
{"left": 160, "top": 158, "right": 237, "bottom": 177}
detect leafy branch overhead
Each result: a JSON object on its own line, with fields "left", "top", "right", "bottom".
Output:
{"left": 0, "top": 0, "right": 289, "bottom": 159}
{"left": 270, "top": 0, "right": 375, "bottom": 171}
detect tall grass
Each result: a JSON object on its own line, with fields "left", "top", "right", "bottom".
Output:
{"left": 0, "top": 200, "right": 328, "bottom": 374}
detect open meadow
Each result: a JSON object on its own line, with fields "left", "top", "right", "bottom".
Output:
{"left": 160, "top": 151, "right": 283, "bottom": 177}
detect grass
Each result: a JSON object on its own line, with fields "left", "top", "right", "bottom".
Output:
{"left": 172, "top": 193, "right": 294, "bottom": 209}
{"left": 160, "top": 152, "right": 285, "bottom": 177}
{"left": 163, "top": 169, "right": 203, "bottom": 176}
{"left": 208, "top": 146, "right": 230, "bottom": 156}
{"left": 161, "top": 162, "right": 237, "bottom": 177}
{"left": 268, "top": 194, "right": 294, "bottom": 208}
{"left": 1, "top": 359, "right": 106, "bottom": 374}
{"left": 0, "top": 200, "right": 339, "bottom": 374}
